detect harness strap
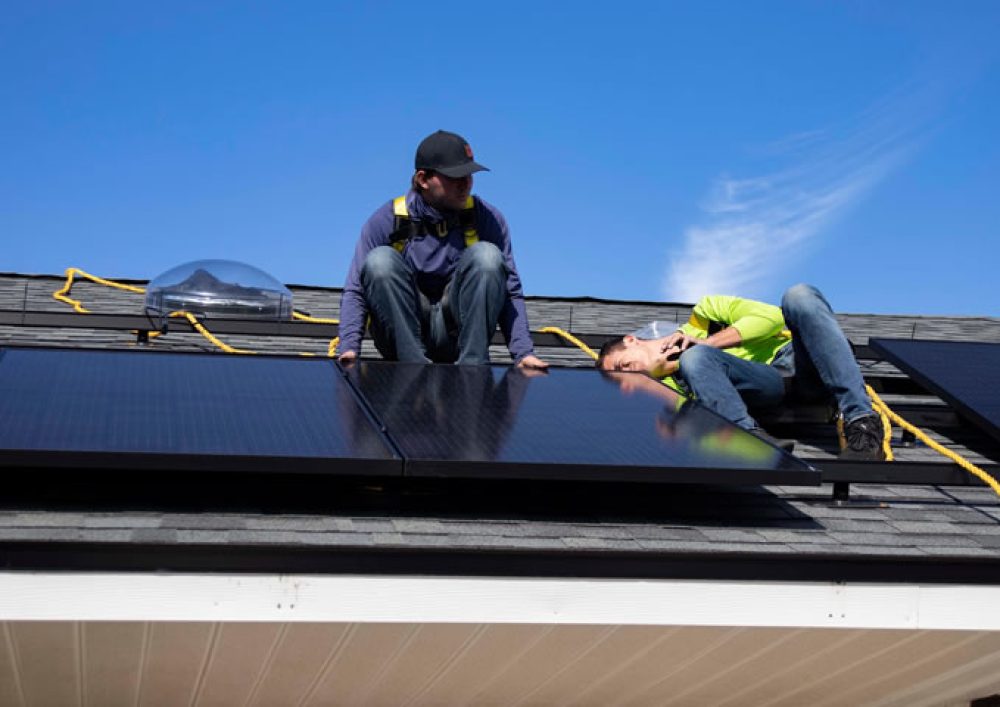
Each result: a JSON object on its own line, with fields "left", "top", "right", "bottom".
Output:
{"left": 389, "top": 194, "right": 479, "bottom": 252}
{"left": 688, "top": 312, "right": 727, "bottom": 336}
{"left": 459, "top": 195, "right": 478, "bottom": 248}
{"left": 390, "top": 196, "right": 417, "bottom": 253}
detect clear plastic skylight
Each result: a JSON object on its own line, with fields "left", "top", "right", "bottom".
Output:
{"left": 144, "top": 259, "right": 293, "bottom": 320}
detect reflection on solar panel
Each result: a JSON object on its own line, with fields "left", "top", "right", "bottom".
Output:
{"left": 343, "top": 362, "right": 819, "bottom": 485}
{"left": 0, "top": 347, "right": 400, "bottom": 474}
{"left": 870, "top": 338, "right": 1000, "bottom": 444}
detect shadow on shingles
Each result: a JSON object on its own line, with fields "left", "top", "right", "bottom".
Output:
{"left": 0, "top": 469, "right": 821, "bottom": 530}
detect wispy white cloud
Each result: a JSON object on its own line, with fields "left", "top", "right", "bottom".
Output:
{"left": 662, "top": 85, "right": 936, "bottom": 303}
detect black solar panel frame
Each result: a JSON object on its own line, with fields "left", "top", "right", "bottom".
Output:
{"left": 0, "top": 346, "right": 403, "bottom": 476}
{"left": 401, "top": 456, "right": 818, "bottom": 485}
{"left": 343, "top": 361, "right": 820, "bottom": 486}
{"left": 0, "top": 347, "right": 821, "bottom": 485}
{"left": 870, "top": 338, "right": 1000, "bottom": 445}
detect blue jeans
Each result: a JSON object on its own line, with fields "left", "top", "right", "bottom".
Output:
{"left": 676, "top": 283, "right": 873, "bottom": 430}
{"left": 359, "top": 243, "right": 507, "bottom": 364}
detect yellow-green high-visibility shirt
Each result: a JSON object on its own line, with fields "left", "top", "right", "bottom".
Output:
{"left": 636, "top": 295, "right": 792, "bottom": 393}
{"left": 680, "top": 294, "right": 791, "bottom": 364}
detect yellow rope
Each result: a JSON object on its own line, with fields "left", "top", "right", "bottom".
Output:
{"left": 53, "top": 267, "right": 146, "bottom": 313}
{"left": 867, "top": 384, "right": 1000, "bottom": 497}
{"left": 852, "top": 388, "right": 896, "bottom": 462}
{"left": 539, "top": 326, "right": 598, "bottom": 360}
{"left": 168, "top": 311, "right": 255, "bottom": 354}
{"left": 170, "top": 312, "right": 336, "bottom": 358}
{"left": 878, "top": 405, "right": 894, "bottom": 461}
{"left": 292, "top": 312, "right": 339, "bottom": 357}
{"left": 291, "top": 310, "right": 340, "bottom": 358}
{"left": 54, "top": 267, "right": 339, "bottom": 357}
{"left": 292, "top": 311, "right": 339, "bottom": 324}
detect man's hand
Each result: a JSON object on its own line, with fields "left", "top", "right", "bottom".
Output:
{"left": 660, "top": 345, "right": 683, "bottom": 374}
{"left": 660, "top": 331, "right": 699, "bottom": 354}
{"left": 338, "top": 350, "right": 358, "bottom": 364}
{"left": 517, "top": 354, "right": 549, "bottom": 371}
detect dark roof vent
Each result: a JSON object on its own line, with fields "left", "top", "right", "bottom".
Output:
{"left": 144, "top": 259, "right": 293, "bottom": 320}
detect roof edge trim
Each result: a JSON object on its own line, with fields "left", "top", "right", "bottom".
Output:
{"left": 2, "top": 572, "right": 999, "bottom": 631}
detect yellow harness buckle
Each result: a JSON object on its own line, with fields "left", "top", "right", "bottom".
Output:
{"left": 390, "top": 194, "right": 479, "bottom": 252}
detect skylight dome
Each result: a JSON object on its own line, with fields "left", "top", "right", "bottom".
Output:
{"left": 144, "top": 259, "right": 293, "bottom": 320}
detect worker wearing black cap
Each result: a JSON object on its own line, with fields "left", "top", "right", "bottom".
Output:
{"left": 338, "top": 130, "right": 548, "bottom": 369}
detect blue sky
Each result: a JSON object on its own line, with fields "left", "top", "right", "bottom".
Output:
{"left": 2, "top": 1, "right": 998, "bottom": 316}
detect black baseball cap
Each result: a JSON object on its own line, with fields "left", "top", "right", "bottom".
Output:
{"left": 414, "top": 130, "right": 489, "bottom": 178}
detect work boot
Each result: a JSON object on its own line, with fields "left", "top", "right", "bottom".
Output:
{"left": 839, "top": 414, "right": 887, "bottom": 461}
{"left": 749, "top": 427, "right": 796, "bottom": 453}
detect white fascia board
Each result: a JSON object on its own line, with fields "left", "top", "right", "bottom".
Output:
{"left": 1, "top": 572, "right": 1000, "bottom": 631}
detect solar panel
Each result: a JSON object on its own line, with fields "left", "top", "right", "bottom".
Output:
{"left": 870, "top": 338, "right": 1000, "bottom": 444}
{"left": 0, "top": 347, "right": 400, "bottom": 474}
{"left": 343, "top": 361, "right": 818, "bottom": 484}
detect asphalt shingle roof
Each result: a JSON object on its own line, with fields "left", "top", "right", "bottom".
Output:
{"left": 2, "top": 272, "right": 1000, "bottom": 581}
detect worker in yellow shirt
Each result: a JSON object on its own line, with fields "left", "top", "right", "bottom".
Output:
{"left": 596, "top": 284, "right": 885, "bottom": 460}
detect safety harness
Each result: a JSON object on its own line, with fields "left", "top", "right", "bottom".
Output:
{"left": 390, "top": 194, "right": 479, "bottom": 253}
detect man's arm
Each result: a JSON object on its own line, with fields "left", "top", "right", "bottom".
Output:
{"left": 693, "top": 325, "right": 744, "bottom": 349}
{"left": 338, "top": 203, "right": 395, "bottom": 359}
{"left": 680, "top": 295, "right": 784, "bottom": 349}
{"left": 649, "top": 310, "right": 745, "bottom": 355}
{"left": 478, "top": 200, "right": 547, "bottom": 368}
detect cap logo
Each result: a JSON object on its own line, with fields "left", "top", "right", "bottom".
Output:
{"left": 464, "top": 144, "right": 473, "bottom": 159}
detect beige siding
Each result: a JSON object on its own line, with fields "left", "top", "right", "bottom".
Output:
{"left": 1, "top": 621, "right": 999, "bottom": 706}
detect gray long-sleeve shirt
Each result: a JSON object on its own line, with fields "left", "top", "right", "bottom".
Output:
{"left": 339, "top": 190, "right": 535, "bottom": 361}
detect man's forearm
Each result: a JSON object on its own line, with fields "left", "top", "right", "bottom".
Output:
{"left": 702, "top": 326, "right": 743, "bottom": 349}
{"left": 671, "top": 325, "right": 744, "bottom": 351}
{"left": 499, "top": 297, "right": 534, "bottom": 362}
{"left": 337, "top": 289, "right": 367, "bottom": 355}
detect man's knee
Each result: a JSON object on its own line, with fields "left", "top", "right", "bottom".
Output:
{"left": 782, "top": 283, "right": 838, "bottom": 325}
{"left": 780, "top": 283, "right": 823, "bottom": 313}
{"left": 361, "top": 246, "right": 405, "bottom": 282}
{"left": 463, "top": 242, "right": 505, "bottom": 274}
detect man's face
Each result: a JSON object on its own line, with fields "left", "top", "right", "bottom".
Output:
{"left": 417, "top": 170, "right": 472, "bottom": 212}
{"left": 599, "top": 336, "right": 680, "bottom": 379}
